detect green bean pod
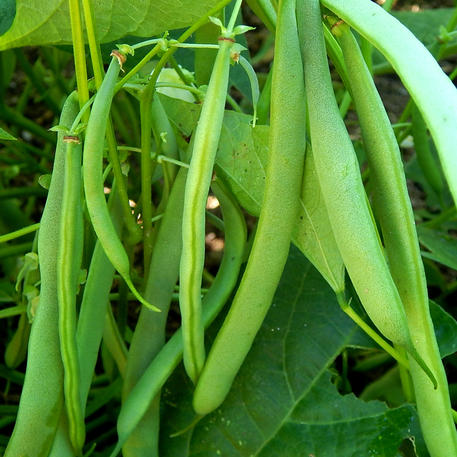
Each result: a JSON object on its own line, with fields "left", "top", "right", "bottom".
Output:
{"left": 299, "top": 0, "right": 435, "bottom": 386}
{"left": 110, "top": 176, "right": 246, "bottom": 457}
{"left": 322, "top": 0, "right": 457, "bottom": 208}
{"left": 83, "top": 54, "right": 158, "bottom": 312}
{"left": 57, "top": 134, "right": 85, "bottom": 455}
{"left": 193, "top": 0, "right": 306, "bottom": 416}
{"left": 49, "top": 187, "right": 124, "bottom": 457}
{"left": 5, "top": 92, "right": 79, "bottom": 457}
{"left": 179, "top": 35, "right": 235, "bottom": 383}
{"left": 334, "top": 22, "right": 457, "bottom": 456}
{"left": 122, "top": 167, "right": 187, "bottom": 457}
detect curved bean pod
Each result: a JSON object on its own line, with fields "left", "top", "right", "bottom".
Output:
{"left": 193, "top": 0, "right": 306, "bottom": 415}
{"left": 179, "top": 34, "right": 235, "bottom": 383}
{"left": 334, "top": 22, "right": 457, "bottom": 456}
{"left": 83, "top": 54, "right": 158, "bottom": 312}
{"left": 5, "top": 92, "right": 79, "bottom": 457}
{"left": 299, "top": 0, "right": 435, "bottom": 386}
{"left": 110, "top": 175, "right": 246, "bottom": 457}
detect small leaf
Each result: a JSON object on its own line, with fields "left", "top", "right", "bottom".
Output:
{"left": 157, "top": 68, "right": 195, "bottom": 103}
{"left": 116, "top": 43, "right": 134, "bottom": 56}
{"left": 38, "top": 174, "right": 52, "bottom": 190}
{"left": 0, "top": 126, "right": 17, "bottom": 141}
{"left": 72, "top": 122, "right": 87, "bottom": 136}
{"left": 232, "top": 24, "right": 255, "bottom": 36}
{"left": 209, "top": 16, "right": 224, "bottom": 30}
{"left": 430, "top": 300, "right": 457, "bottom": 358}
{"left": 231, "top": 42, "right": 247, "bottom": 54}
{"left": 49, "top": 124, "right": 69, "bottom": 134}
{"left": 417, "top": 225, "right": 457, "bottom": 271}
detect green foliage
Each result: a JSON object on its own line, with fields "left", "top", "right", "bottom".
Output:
{"left": 0, "top": 0, "right": 15, "bottom": 36}
{"left": 0, "top": 127, "right": 16, "bottom": 141}
{"left": 0, "top": 0, "right": 222, "bottom": 50}
{"left": 1, "top": 1, "right": 457, "bottom": 456}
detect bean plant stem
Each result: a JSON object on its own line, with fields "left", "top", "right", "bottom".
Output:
{"left": 336, "top": 294, "right": 409, "bottom": 368}
{"left": 68, "top": 0, "right": 90, "bottom": 120}
{"left": 0, "top": 223, "right": 40, "bottom": 244}
{"left": 140, "top": 91, "right": 155, "bottom": 270}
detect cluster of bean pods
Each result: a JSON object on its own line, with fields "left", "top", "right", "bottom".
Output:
{"left": 5, "top": 1, "right": 457, "bottom": 456}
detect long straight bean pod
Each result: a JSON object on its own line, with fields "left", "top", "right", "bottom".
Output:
{"left": 57, "top": 134, "right": 85, "bottom": 455}
{"left": 110, "top": 176, "right": 246, "bottom": 457}
{"left": 5, "top": 92, "right": 79, "bottom": 457}
{"left": 334, "top": 23, "right": 457, "bottom": 456}
{"left": 83, "top": 53, "right": 158, "bottom": 311}
{"left": 179, "top": 26, "right": 236, "bottom": 383}
{"left": 298, "top": 0, "right": 434, "bottom": 385}
{"left": 193, "top": 0, "right": 307, "bottom": 416}
{"left": 49, "top": 188, "right": 124, "bottom": 457}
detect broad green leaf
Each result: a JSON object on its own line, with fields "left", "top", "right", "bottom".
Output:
{"left": 0, "top": 127, "right": 17, "bottom": 141}
{"left": 216, "top": 111, "right": 268, "bottom": 215}
{"left": 0, "top": 0, "right": 15, "bottom": 36}
{"left": 160, "top": 247, "right": 417, "bottom": 457}
{"left": 158, "top": 94, "right": 201, "bottom": 138}
{"left": 392, "top": 8, "right": 456, "bottom": 47}
{"left": 0, "top": 0, "right": 222, "bottom": 50}
{"left": 372, "top": 8, "right": 456, "bottom": 71}
{"left": 405, "top": 151, "right": 451, "bottom": 210}
{"left": 430, "top": 300, "right": 457, "bottom": 359}
{"left": 417, "top": 225, "right": 457, "bottom": 271}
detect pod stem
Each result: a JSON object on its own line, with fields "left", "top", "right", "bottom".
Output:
{"left": 406, "top": 344, "right": 438, "bottom": 390}
{"left": 124, "top": 278, "right": 160, "bottom": 312}
{"left": 336, "top": 293, "right": 409, "bottom": 369}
